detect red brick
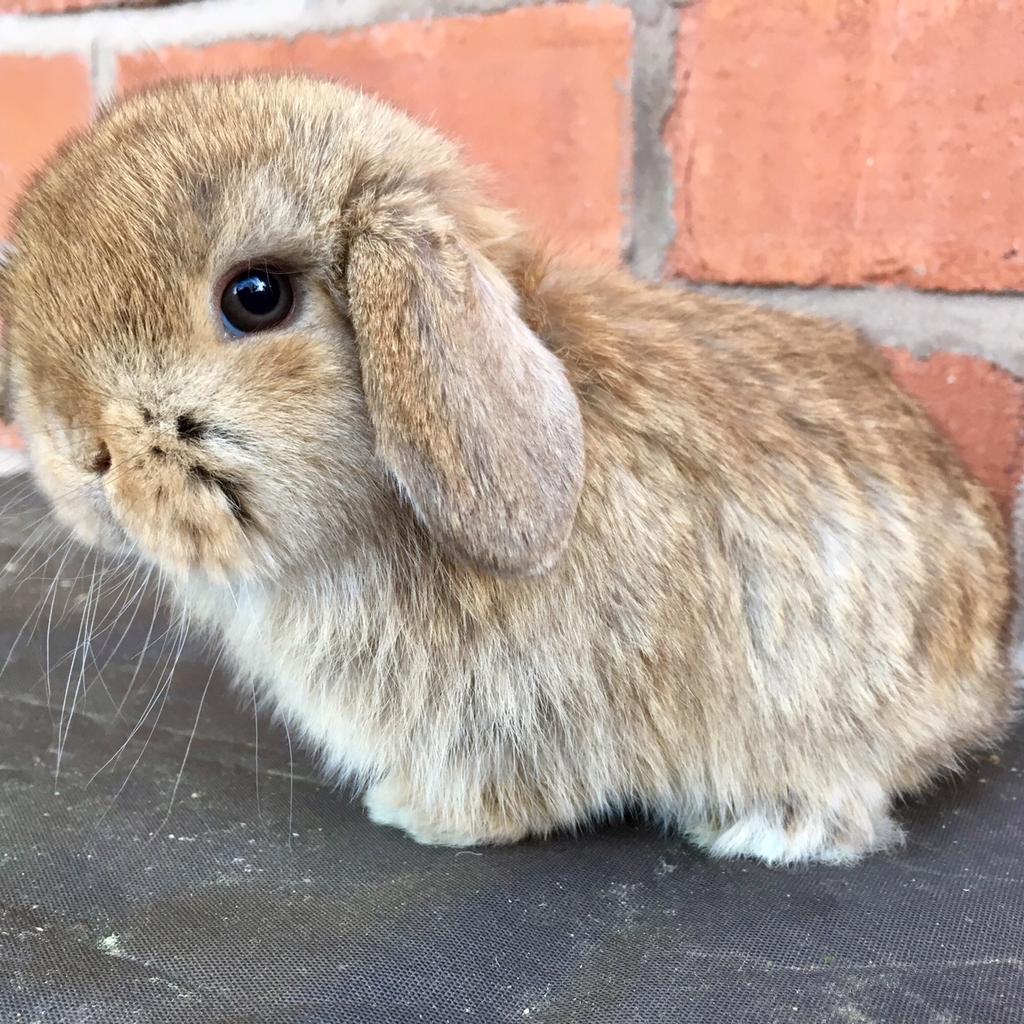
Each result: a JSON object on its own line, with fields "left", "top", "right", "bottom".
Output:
{"left": 884, "top": 350, "right": 1023, "bottom": 518}
{"left": 669, "top": 1, "right": 1024, "bottom": 291}
{"left": 0, "top": 54, "right": 92, "bottom": 236}
{"left": 118, "top": 7, "right": 633, "bottom": 264}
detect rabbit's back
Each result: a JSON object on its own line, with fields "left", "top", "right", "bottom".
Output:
{"left": 535, "top": 274, "right": 1012, "bottom": 806}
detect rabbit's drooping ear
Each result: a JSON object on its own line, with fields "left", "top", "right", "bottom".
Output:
{"left": 343, "top": 192, "right": 585, "bottom": 576}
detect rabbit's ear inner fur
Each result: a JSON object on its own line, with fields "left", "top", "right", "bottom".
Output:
{"left": 343, "top": 190, "right": 585, "bottom": 576}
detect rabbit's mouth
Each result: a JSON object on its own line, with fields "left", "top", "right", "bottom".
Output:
{"left": 104, "top": 451, "right": 256, "bottom": 581}
{"left": 188, "top": 464, "right": 253, "bottom": 530}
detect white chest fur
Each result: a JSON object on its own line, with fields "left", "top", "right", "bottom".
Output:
{"left": 175, "top": 575, "right": 386, "bottom": 785}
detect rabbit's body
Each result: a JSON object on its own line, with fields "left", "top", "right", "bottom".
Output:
{"left": 0, "top": 77, "right": 1013, "bottom": 864}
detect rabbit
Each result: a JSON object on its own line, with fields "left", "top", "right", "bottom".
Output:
{"left": 0, "top": 75, "right": 1014, "bottom": 865}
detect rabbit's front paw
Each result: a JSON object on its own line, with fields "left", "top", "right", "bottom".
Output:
{"left": 363, "top": 778, "right": 527, "bottom": 848}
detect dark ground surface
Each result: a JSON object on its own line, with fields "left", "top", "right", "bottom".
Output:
{"left": 0, "top": 475, "right": 1021, "bottom": 1023}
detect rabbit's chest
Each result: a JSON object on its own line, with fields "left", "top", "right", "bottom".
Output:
{"left": 176, "top": 575, "right": 424, "bottom": 778}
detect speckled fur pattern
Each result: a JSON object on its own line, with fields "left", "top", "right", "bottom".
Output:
{"left": 0, "top": 77, "right": 1014, "bottom": 864}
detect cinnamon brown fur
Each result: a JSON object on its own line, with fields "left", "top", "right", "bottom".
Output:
{"left": 0, "top": 76, "right": 1013, "bottom": 863}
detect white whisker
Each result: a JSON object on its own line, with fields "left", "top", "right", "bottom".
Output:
{"left": 153, "top": 647, "right": 223, "bottom": 838}
{"left": 94, "top": 612, "right": 190, "bottom": 811}
{"left": 55, "top": 549, "right": 99, "bottom": 791}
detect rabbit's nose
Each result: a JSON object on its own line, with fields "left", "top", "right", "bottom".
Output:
{"left": 88, "top": 440, "right": 112, "bottom": 476}
{"left": 138, "top": 406, "right": 204, "bottom": 442}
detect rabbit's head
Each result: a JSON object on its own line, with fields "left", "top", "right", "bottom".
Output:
{"left": 0, "top": 76, "right": 585, "bottom": 582}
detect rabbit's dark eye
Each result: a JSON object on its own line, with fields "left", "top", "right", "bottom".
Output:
{"left": 220, "top": 267, "right": 293, "bottom": 335}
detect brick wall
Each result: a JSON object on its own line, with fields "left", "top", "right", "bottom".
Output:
{"left": 1, "top": 0, "right": 1022, "bottom": 542}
